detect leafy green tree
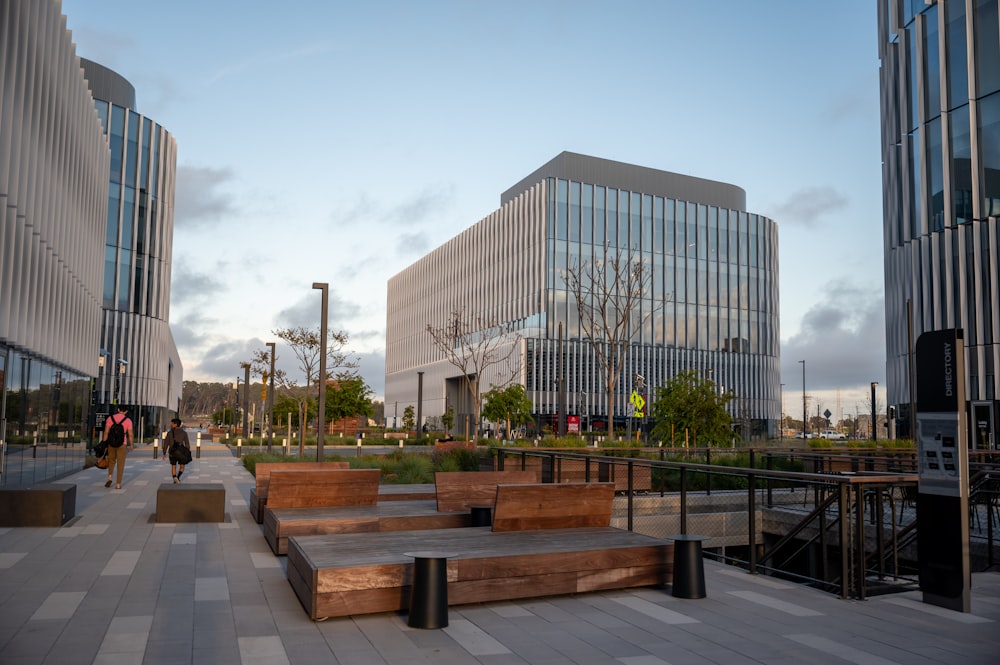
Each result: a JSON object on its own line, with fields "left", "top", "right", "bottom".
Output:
{"left": 650, "top": 370, "right": 733, "bottom": 446}
{"left": 402, "top": 405, "right": 415, "bottom": 432}
{"left": 441, "top": 406, "right": 455, "bottom": 434}
{"left": 482, "top": 384, "right": 533, "bottom": 440}
{"left": 326, "top": 374, "right": 374, "bottom": 435}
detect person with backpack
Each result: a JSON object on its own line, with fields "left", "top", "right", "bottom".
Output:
{"left": 102, "top": 406, "right": 133, "bottom": 489}
{"left": 163, "top": 418, "right": 192, "bottom": 483}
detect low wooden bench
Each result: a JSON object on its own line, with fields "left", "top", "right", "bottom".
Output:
{"left": 266, "top": 468, "right": 381, "bottom": 510}
{"left": 286, "top": 482, "right": 673, "bottom": 620}
{"left": 156, "top": 483, "right": 225, "bottom": 523}
{"left": 0, "top": 484, "right": 76, "bottom": 527}
{"left": 264, "top": 470, "right": 538, "bottom": 555}
{"left": 249, "top": 462, "right": 350, "bottom": 523}
{"left": 434, "top": 470, "right": 538, "bottom": 512}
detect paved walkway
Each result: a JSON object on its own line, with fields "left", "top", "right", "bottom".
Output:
{"left": 1, "top": 445, "right": 999, "bottom": 664}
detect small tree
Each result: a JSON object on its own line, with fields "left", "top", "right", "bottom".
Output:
{"left": 326, "top": 374, "right": 374, "bottom": 435}
{"left": 482, "top": 384, "right": 533, "bottom": 441}
{"left": 563, "top": 244, "right": 660, "bottom": 437}
{"left": 426, "top": 309, "right": 521, "bottom": 440}
{"left": 441, "top": 406, "right": 455, "bottom": 434}
{"left": 402, "top": 405, "right": 415, "bottom": 433}
{"left": 650, "top": 370, "right": 733, "bottom": 447}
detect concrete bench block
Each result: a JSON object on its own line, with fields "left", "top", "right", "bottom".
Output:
{"left": 0, "top": 484, "right": 76, "bottom": 526}
{"left": 156, "top": 483, "right": 225, "bottom": 522}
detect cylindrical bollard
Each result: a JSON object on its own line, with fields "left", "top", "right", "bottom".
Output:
{"left": 237, "top": 438, "right": 242, "bottom": 458}
{"left": 196, "top": 432, "right": 202, "bottom": 459}
{"left": 406, "top": 552, "right": 453, "bottom": 629}
{"left": 282, "top": 438, "right": 287, "bottom": 455}
{"left": 399, "top": 438, "right": 404, "bottom": 448}
{"left": 356, "top": 432, "right": 363, "bottom": 457}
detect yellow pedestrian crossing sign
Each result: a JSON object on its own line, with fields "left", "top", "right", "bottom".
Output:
{"left": 630, "top": 391, "right": 645, "bottom": 418}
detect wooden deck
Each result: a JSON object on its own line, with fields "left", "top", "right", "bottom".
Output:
{"left": 287, "top": 527, "right": 672, "bottom": 620}
{"left": 264, "top": 500, "right": 465, "bottom": 555}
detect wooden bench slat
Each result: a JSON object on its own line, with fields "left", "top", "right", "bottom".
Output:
{"left": 250, "top": 462, "right": 350, "bottom": 522}
{"left": 265, "top": 468, "right": 380, "bottom": 510}
{"left": 434, "top": 470, "right": 538, "bottom": 512}
{"left": 491, "top": 482, "right": 615, "bottom": 531}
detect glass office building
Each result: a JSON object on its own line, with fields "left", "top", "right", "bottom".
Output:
{"left": 878, "top": 0, "right": 999, "bottom": 446}
{"left": 386, "top": 152, "right": 780, "bottom": 439}
{"left": 0, "top": 1, "right": 182, "bottom": 485}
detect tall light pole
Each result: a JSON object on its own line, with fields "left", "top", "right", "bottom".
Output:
{"left": 798, "top": 360, "right": 806, "bottom": 439}
{"left": 871, "top": 381, "right": 879, "bottom": 442}
{"left": 242, "top": 363, "right": 250, "bottom": 437}
{"left": 115, "top": 359, "right": 128, "bottom": 406}
{"left": 779, "top": 383, "right": 785, "bottom": 440}
{"left": 312, "top": 282, "right": 328, "bottom": 461}
{"left": 266, "top": 341, "right": 276, "bottom": 453}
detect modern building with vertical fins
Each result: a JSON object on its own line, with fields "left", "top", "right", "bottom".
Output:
{"left": 385, "top": 152, "right": 780, "bottom": 439}
{"left": 877, "top": 0, "right": 999, "bottom": 446}
{"left": 0, "top": 0, "right": 182, "bottom": 485}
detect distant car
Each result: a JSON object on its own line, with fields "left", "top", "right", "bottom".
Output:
{"left": 794, "top": 432, "right": 812, "bottom": 439}
{"left": 819, "top": 430, "right": 847, "bottom": 440}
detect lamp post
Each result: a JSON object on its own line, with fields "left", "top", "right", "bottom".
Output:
{"left": 115, "top": 359, "right": 128, "bottom": 406}
{"left": 266, "top": 341, "right": 276, "bottom": 453}
{"left": 798, "top": 360, "right": 806, "bottom": 439}
{"left": 779, "top": 383, "right": 784, "bottom": 440}
{"left": 242, "top": 363, "right": 250, "bottom": 438}
{"left": 871, "top": 381, "right": 878, "bottom": 442}
{"left": 312, "top": 282, "right": 328, "bottom": 461}
{"left": 234, "top": 377, "right": 241, "bottom": 433}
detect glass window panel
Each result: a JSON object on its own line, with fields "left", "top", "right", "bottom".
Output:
{"left": 103, "top": 246, "right": 116, "bottom": 307}
{"left": 151, "top": 130, "right": 160, "bottom": 198}
{"left": 607, "top": 189, "right": 618, "bottom": 247}
{"left": 125, "top": 113, "right": 139, "bottom": 185}
{"left": 569, "top": 181, "right": 580, "bottom": 243}
{"left": 582, "top": 184, "right": 593, "bottom": 246}
{"left": 909, "top": 132, "right": 922, "bottom": 236}
{"left": 928, "top": 117, "right": 945, "bottom": 230}
{"left": 908, "top": 27, "right": 920, "bottom": 131}
{"left": 975, "top": 0, "right": 1000, "bottom": 97}
{"left": 619, "top": 190, "right": 630, "bottom": 247}
{"left": 117, "top": 249, "right": 131, "bottom": 310}
{"left": 925, "top": 8, "right": 942, "bottom": 119}
{"left": 122, "top": 187, "right": 135, "bottom": 250}
{"left": 641, "top": 193, "right": 652, "bottom": 250}
{"left": 951, "top": 104, "right": 973, "bottom": 223}
{"left": 665, "top": 199, "right": 676, "bottom": 255}
{"left": 556, "top": 179, "right": 568, "bottom": 240}
{"left": 947, "top": 0, "right": 969, "bottom": 110}
{"left": 595, "top": 186, "right": 606, "bottom": 246}
{"left": 979, "top": 92, "right": 1000, "bottom": 216}
{"left": 140, "top": 120, "right": 151, "bottom": 188}
{"left": 105, "top": 183, "right": 119, "bottom": 246}
{"left": 687, "top": 203, "right": 698, "bottom": 258}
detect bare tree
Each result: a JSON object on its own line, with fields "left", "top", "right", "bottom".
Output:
{"left": 272, "top": 326, "right": 359, "bottom": 453}
{"left": 426, "top": 310, "right": 521, "bottom": 440}
{"left": 563, "top": 244, "right": 658, "bottom": 436}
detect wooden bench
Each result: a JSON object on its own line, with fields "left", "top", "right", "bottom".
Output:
{"left": 264, "top": 470, "right": 538, "bottom": 555}
{"left": 266, "top": 468, "right": 381, "bottom": 510}
{"left": 504, "top": 456, "right": 653, "bottom": 491}
{"left": 156, "top": 483, "right": 225, "bottom": 523}
{"left": 249, "top": 462, "right": 350, "bottom": 523}
{"left": 434, "top": 470, "right": 538, "bottom": 512}
{"left": 286, "top": 482, "right": 673, "bottom": 620}
{"left": 0, "top": 484, "right": 76, "bottom": 527}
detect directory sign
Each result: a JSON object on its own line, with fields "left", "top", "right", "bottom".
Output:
{"left": 914, "top": 328, "right": 970, "bottom": 613}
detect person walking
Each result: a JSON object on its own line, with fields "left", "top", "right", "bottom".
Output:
{"left": 164, "top": 418, "right": 192, "bottom": 483}
{"left": 102, "top": 406, "right": 133, "bottom": 489}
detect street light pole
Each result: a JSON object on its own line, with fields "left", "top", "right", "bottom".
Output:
{"left": 799, "top": 360, "right": 806, "bottom": 439}
{"left": 115, "top": 359, "right": 128, "bottom": 406}
{"left": 779, "top": 383, "right": 784, "bottom": 440}
{"left": 871, "top": 381, "right": 879, "bottom": 443}
{"left": 266, "top": 341, "right": 276, "bottom": 453}
{"left": 312, "top": 282, "right": 328, "bottom": 461}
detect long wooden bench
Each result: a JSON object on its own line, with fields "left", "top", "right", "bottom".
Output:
{"left": 249, "top": 462, "right": 350, "bottom": 522}
{"left": 264, "top": 469, "right": 538, "bottom": 555}
{"left": 286, "top": 482, "right": 673, "bottom": 620}
{"left": 266, "top": 468, "right": 381, "bottom": 510}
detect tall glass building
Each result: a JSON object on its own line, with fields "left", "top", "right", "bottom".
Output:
{"left": 878, "top": 0, "right": 999, "bottom": 447}
{"left": 0, "top": 0, "right": 182, "bottom": 486}
{"left": 386, "top": 152, "right": 780, "bottom": 439}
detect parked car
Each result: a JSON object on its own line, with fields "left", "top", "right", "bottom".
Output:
{"left": 794, "top": 432, "right": 813, "bottom": 439}
{"left": 819, "top": 429, "right": 847, "bottom": 440}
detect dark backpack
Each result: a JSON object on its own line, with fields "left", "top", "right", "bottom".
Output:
{"left": 107, "top": 416, "right": 126, "bottom": 448}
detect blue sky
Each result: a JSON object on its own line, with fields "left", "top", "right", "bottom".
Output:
{"left": 61, "top": 0, "right": 886, "bottom": 422}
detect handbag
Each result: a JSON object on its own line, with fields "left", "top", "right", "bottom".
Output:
{"left": 95, "top": 455, "right": 109, "bottom": 469}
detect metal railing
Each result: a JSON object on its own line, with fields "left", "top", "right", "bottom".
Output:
{"left": 493, "top": 446, "right": 998, "bottom": 599}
